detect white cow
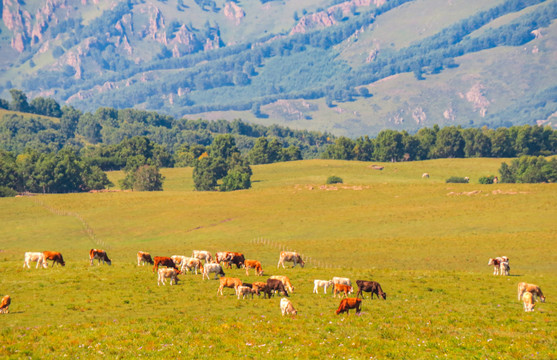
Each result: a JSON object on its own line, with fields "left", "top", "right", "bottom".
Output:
{"left": 192, "top": 250, "right": 212, "bottom": 263}
{"left": 23, "top": 252, "right": 47, "bottom": 269}
{"left": 277, "top": 251, "right": 305, "bottom": 269}
{"left": 171, "top": 255, "right": 188, "bottom": 267}
{"left": 280, "top": 298, "right": 297, "bottom": 316}
{"left": 332, "top": 277, "right": 352, "bottom": 287}
{"left": 202, "top": 263, "right": 225, "bottom": 280}
{"left": 157, "top": 268, "right": 179, "bottom": 286}
{"left": 313, "top": 279, "right": 334, "bottom": 294}
{"left": 180, "top": 257, "right": 204, "bottom": 275}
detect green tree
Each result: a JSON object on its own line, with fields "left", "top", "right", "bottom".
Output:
{"left": 60, "top": 105, "right": 82, "bottom": 139}
{"left": 373, "top": 130, "right": 404, "bottom": 162}
{"left": 432, "top": 126, "right": 465, "bottom": 158}
{"left": 489, "top": 127, "right": 515, "bottom": 157}
{"left": 9, "top": 89, "right": 30, "bottom": 113}
{"left": 29, "top": 97, "right": 62, "bottom": 117}
{"left": 322, "top": 137, "right": 355, "bottom": 160}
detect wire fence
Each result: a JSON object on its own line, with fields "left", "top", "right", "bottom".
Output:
{"left": 26, "top": 194, "right": 110, "bottom": 250}
{"left": 250, "top": 237, "right": 337, "bottom": 269}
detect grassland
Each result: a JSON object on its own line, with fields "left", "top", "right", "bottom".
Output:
{"left": 1, "top": 159, "right": 556, "bottom": 359}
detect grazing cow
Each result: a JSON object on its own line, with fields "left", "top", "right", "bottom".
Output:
{"left": 192, "top": 250, "right": 212, "bottom": 263}
{"left": 215, "top": 252, "right": 232, "bottom": 264}
{"left": 280, "top": 298, "right": 297, "bottom": 316}
{"left": 336, "top": 298, "right": 362, "bottom": 315}
{"left": 332, "top": 277, "right": 352, "bottom": 287}
{"left": 269, "top": 275, "right": 294, "bottom": 293}
{"left": 488, "top": 257, "right": 509, "bottom": 275}
{"left": 333, "top": 283, "right": 353, "bottom": 298}
{"left": 356, "top": 280, "right": 387, "bottom": 300}
{"left": 224, "top": 252, "right": 245, "bottom": 269}
{"left": 313, "top": 279, "right": 334, "bottom": 294}
{"left": 137, "top": 251, "right": 154, "bottom": 266}
{"left": 152, "top": 256, "right": 179, "bottom": 273}
{"left": 157, "top": 268, "right": 179, "bottom": 286}
{"left": 522, "top": 291, "right": 535, "bottom": 312}
{"left": 266, "top": 279, "right": 289, "bottom": 297}
{"left": 244, "top": 260, "right": 264, "bottom": 276}
{"left": 218, "top": 277, "right": 243, "bottom": 295}
{"left": 23, "top": 252, "right": 48, "bottom": 269}
{"left": 464, "top": 176, "right": 470, "bottom": 183}
{"left": 237, "top": 285, "right": 257, "bottom": 299}
{"left": 203, "top": 263, "right": 225, "bottom": 280}
{"left": 43, "top": 251, "right": 65, "bottom": 267}
{"left": 89, "top": 249, "right": 111, "bottom": 266}
{"left": 493, "top": 176, "right": 499, "bottom": 184}
{"left": 170, "top": 255, "right": 188, "bottom": 267}
{"left": 180, "top": 257, "right": 204, "bottom": 275}
{"left": 518, "top": 283, "right": 545, "bottom": 303}
{"left": 252, "top": 282, "right": 268, "bottom": 296}
{"left": 0, "top": 295, "right": 10, "bottom": 314}
{"left": 422, "top": 173, "right": 429, "bottom": 178}
{"left": 277, "top": 251, "right": 305, "bottom": 269}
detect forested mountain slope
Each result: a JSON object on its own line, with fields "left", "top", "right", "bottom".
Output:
{"left": 1, "top": 0, "right": 556, "bottom": 136}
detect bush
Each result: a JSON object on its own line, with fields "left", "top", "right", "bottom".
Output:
{"left": 0, "top": 186, "right": 17, "bottom": 197}
{"left": 446, "top": 176, "right": 468, "bottom": 183}
{"left": 478, "top": 175, "right": 495, "bottom": 184}
{"left": 326, "top": 176, "right": 343, "bottom": 184}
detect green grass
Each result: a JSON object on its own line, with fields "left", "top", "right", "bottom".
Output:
{"left": 1, "top": 159, "right": 556, "bottom": 358}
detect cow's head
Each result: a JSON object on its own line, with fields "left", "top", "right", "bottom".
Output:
{"left": 541, "top": 295, "right": 546, "bottom": 303}
{"left": 105, "top": 258, "right": 112, "bottom": 265}
{"left": 381, "top": 292, "right": 387, "bottom": 300}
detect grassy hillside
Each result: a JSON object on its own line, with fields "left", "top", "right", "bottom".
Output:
{"left": 0, "top": 159, "right": 555, "bottom": 358}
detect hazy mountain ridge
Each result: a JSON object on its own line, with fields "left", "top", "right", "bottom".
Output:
{"left": 1, "top": 0, "right": 556, "bottom": 136}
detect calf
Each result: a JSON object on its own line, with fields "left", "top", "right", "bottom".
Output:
{"left": 244, "top": 259, "right": 264, "bottom": 276}
{"left": 313, "top": 279, "right": 334, "bottom": 294}
{"left": 332, "top": 277, "right": 352, "bottom": 287}
{"left": 277, "top": 251, "right": 305, "bottom": 269}
{"left": 522, "top": 291, "right": 535, "bottom": 312}
{"left": 89, "top": 249, "right": 111, "bottom": 266}
{"left": 218, "top": 277, "right": 243, "bottom": 296}
{"left": 137, "top": 251, "right": 154, "bottom": 266}
{"left": 23, "top": 252, "right": 47, "bottom": 269}
{"left": 356, "top": 280, "right": 387, "bottom": 300}
{"left": 252, "top": 282, "right": 268, "bottom": 296}
{"left": 336, "top": 298, "right": 362, "bottom": 315}
{"left": 152, "top": 256, "right": 179, "bottom": 273}
{"left": 267, "top": 279, "right": 289, "bottom": 297}
{"left": 269, "top": 275, "right": 294, "bottom": 293}
{"left": 280, "top": 298, "right": 297, "bottom": 316}
{"left": 488, "top": 256, "right": 509, "bottom": 276}
{"left": 0, "top": 295, "right": 10, "bottom": 314}
{"left": 237, "top": 285, "right": 257, "bottom": 299}
{"left": 157, "top": 268, "right": 179, "bottom": 286}
{"left": 43, "top": 251, "right": 65, "bottom": 267}
{"left": 518, "top": 283, "right": 545, "bottom": 303}
{"left": 203, "top": 263, "right": 225, "bottom": 280}
{"left": 333, "top": 283, "right": 353, "bottom": 298}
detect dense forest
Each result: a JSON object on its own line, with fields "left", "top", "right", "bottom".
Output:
{"left": 1, "top": 90, "right": 556, "bottom": 196}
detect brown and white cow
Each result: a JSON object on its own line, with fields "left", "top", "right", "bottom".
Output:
{"left": 244, "top": 260, "right": 264, "bottom": 276}
{"left": 280, "top": 298, "right": 297, "bottom": 316}
{"left": 269, "top": 275, "right": 294, "bottom": 293}
{"left": 333, "top": 283, "right": 353, "bottom": 298}
{"left": 277, "top": 251, "right": 305, "bottom": 269}
{"left": 237, "top": 285, "right": 257, "bottom": 299}
{"left": 180, "top": 257, "right": 204, "bottom": 275}
{"left": 203, "top": 263, "right": 225, "bottom": 280}
{"left": 488, "top": 256, "right": 509, "bottom": 276}
{"left": 170, "top": 255, "right": 188, "bottom": 267}
{"left": 336, "top": 298, "right": 362, "bottom": 315}
{"left": 224, "top": 252, "right": 245, "bottom": 269}
{"left": 137, "top": 251, "right": 154, "bottom": 266}
{"left": 215, "top": 252, "right": 232, "bottom": 264}
{"left": 89, "top": 249, "right": 111, "bottom": 266}
{"left": 252, "top": 282, "right": 268, "bottom": 296}
{"left": 0, "top": 295, "right": 10, "bottom": 314}
{"left": 218, "top": 277, "right": 243, "bottom": 296}
{"left": 356, "top": 280, "right": 387, "bottom": 300}
{"left": 23, "top": 252, "right": 48, "bottom": 269}
{"left": 157, "top": 268, "right": 179, "bottom": 286}
{"left": 43, "top": 251, "right": 65, "bottom": 267}
{"left": 522, "top": 291, "right": 535, "bottom": 312}
{"left": 518, "top": 283, "right": 545, "bottom": 303}
{"left": 192, "top": 250, "right": 212, "bottom": 263}
{"left": 152, "top": 256, "right": 179, "bottom": 273}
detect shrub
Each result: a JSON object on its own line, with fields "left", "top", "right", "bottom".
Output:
{"left": 0, "top": 186, "right": 17, "bottom": 197}
{"left": 326, "top": 176, "right": 343, "bottom": 184}
{"left": 446, "top": 176, "right": 468, "bottom": 183}
{"left": 478, "top": 175, "right": 495, "bottom": 184}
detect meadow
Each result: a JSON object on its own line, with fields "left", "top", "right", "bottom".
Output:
{"left": 0, "top": 158, "right": 555, "bottom": 359}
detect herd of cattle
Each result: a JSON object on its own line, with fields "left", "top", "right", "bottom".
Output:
{"left": 487, "top": 256, "right": 546, "bottom": 312}
{"left": 0, "top": 251, "right": 546, "bottom": 315}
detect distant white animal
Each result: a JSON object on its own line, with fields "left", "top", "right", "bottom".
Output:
{"left": 23, "top": 252, "right": 47, "bottom": 269}
{"left": 313, "top": 280, "right": 334, "bottom": 294}
{"left": 280, "top": 298, "right": 297, "bottom": 316}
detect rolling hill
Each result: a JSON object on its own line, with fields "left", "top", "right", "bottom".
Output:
{"left": 1, "top": 0, "right": 556, "bottom": 136}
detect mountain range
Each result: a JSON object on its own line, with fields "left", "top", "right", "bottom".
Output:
{"left": 1, "top": 0, "right": 556, "bottom": 137}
